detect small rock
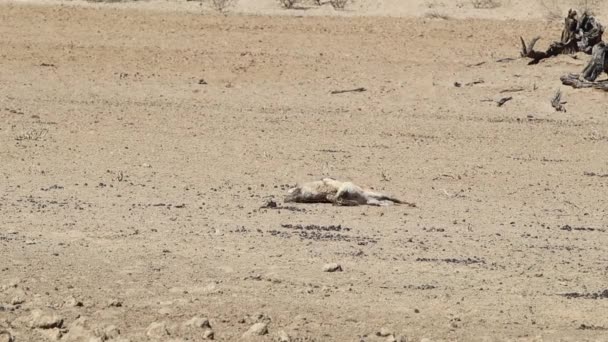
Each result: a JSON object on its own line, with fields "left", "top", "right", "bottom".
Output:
{"left": 385, "top": 335, "right": 397, "bottom": 342}
{"left": 10, "top": 296, "right": 25, "bottom": 305}
{"left": 377, "top": 327, "right": 392, "bottom": 337}
{"left": 28, "top": 309, "right": 64, "bottom": 329}
{"left": 64, "top": 296, "right": 83, "bottom": 307}
{"left": 158, "top": 307, "right": 172, "bottom": 315}
{"left": 242, "top": 322, "right": 268, "bottom": 337}
{"left": 103, "top": 325, "right": 121, "bottom": 339}
{"left": 322, "top": 263, "right": 343, "bottom": 272}
{"left": 107, "top": 299, "right": 123, "bottom": 307}
{"left": 203, "top": 329, "right": 214, "bottom": 340}
{"left": 60, "top": 323, "right": 94, "bottom": 341}
{"left": 277, "top": 330, "right": 290, "bottom": 342}
{"left": 38, "top": 328, "right": 63, "bottom": 341}
{"left": 262, "top": 199, "right": 277, "bottom": 208}
{"left": 184, "top": 317, "right": 211, "bottom": 329}
{"left": 0, "top": 331, "right": 13, "bottom": 342}
{"left": 198, "top": 79, "right": 208, "bottom": 85}
{"left": 146, "top": 322, "right": 169, "bottom": 339}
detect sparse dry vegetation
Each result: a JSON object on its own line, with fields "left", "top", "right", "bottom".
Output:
{"left": 330, "top": 0, "right": 349, "bottom": 10}
{"left": 578, "top": 0, "right": 600, "bottom": 14}
{"left": 471, "top": 0, "right": 501, "bottom": 9}
{"left": 425, "top": 10, "right": 450, "bottom": 19}
{"left": 209, "top": 0, "right": 236, "bottom": 12}
{"left": 541, "top": 0, "right": 563, "bottom": 21}
{"left": 279, "top": 0, "right": 299, "bottom": 9}
{"left": 85, "top": 0, "right": 139, "bottom": 2}
{"left": 15, "top": 129, "right": 48, "bottom": 141}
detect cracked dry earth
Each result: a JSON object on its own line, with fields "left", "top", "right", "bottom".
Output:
{"left": 2, "top": 3, "right": 608, "bottom": 342}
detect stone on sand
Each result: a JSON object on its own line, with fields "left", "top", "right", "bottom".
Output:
{"left": 242, "top": 322, "right": 268, "bottom": 337}
{"left": 322, "top": 263, "right": 343, "bottom": 272}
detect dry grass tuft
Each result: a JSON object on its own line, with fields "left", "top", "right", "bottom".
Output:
{"left": 471, "top": 0, "right": 501, "bottom": 9}
{"left": 330, "top": 0, "right": 349, "bottom": 10}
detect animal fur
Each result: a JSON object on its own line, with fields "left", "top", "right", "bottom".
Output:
{"left": 284, "top": 178, "right": 415, "bottom": 207}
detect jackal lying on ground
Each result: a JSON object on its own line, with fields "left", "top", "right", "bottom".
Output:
{"left": 284, "top": 178, "right": 415, "bottom": 207}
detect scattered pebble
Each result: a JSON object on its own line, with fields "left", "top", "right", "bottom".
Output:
{"left": 38, "top": 328, "right": 63, "bottom": 341}
{"left": 146, "top": 322, "right": 169, "bottom": 339}
{"left": 184, "top": 316, "right": 211, "bottom": 329}
{"left": 322, "top": 263, "right": 343, "bottom": 272}
{"left": 10, "top": 296, "right": 25, "bottom": 305}
{"left": 203, "top": 329, "right": 214, "bottom": 340}
{"left": 104, "top": 324, "right": 121, "bottom": 339}
{"left": 377, "top": 327, "right": 392, "bottom": 337}
{"left": 242, "top": 322, "right": 268, "bottom": 337}
{"left": 158, "top": 307, "right": 172, "bottom": 315}
{"left": 385, "top": 335, "right": 397, "bottom": 342}
{"left": 277, "top": 330, "right": 291, "bottom": 342}
{"left": 28, "top": 309, "right": 64, "bottom": 329}
{"left": 64, "top": 296, "right": 83, "bottom": 307}
{"left": 0, "top": 331, "right": 13, "bottom": 342}
{"left": 107, "top": 299, "right": 123, "bottom": 307}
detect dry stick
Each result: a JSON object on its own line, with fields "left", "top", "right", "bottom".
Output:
{"left": 480, "top": 97, "right": 513, "bottom": 106}
{"left": 497, "top": 97, "right": 513, "bottom": 107}
{"left": 466, "top": 61, "right": 486, "bottom": 67}
{"left": 496, "top": 57, "right": 517, "bottom": 63}
{"left": 465, "top": 80, "right": 484, "bottom": 86}
{"left": 500, "top": 87, "right": 525, "bottom": 93}
{"left": 330, "top": 87, "right": 367, "bottom": 95}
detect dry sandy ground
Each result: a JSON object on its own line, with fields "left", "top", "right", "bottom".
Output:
{"left": 2, "top": 2, "right": 608, "bottom": 342}
{"left": 7, "top": 0, "right": 608, "bottom": 20}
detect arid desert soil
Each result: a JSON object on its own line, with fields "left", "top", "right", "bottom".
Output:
{"left": 1, "top": 2, "right": 608, "bottom": 341}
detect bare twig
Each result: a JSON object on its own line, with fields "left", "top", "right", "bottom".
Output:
{"left": 500, "top": 87, "right": 525, "bottom": 93}
{"left": 496, "top": 57, "right": 517, "bottom": 62}
{"left": 497, "top": 97, "right": 513, "bottom": 107}
{"left": 466, "top": 61, "right": 486, "bottom": 67}
{"left": 330, "top": 87, "right": 367, "bottom": 95}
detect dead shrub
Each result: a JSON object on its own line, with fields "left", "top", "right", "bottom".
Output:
{"left": 471, "top": 0, "right": 500, "bottom": 9}
{"left": 330, "top": 0, "right": 349, "bottom": 10}
{"left": 425, "top": 10, "right": 450, "bottom": 19}
{"left": 279, "top": 0, "right": 299, "bottom": 8}
{"left": 15, "top": 129, "right": 48, "bottom": 141}
{"left": 209, "top": 0, "right": 236, "bottom": 12}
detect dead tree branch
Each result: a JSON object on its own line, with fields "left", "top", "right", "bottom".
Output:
{"left": 330, "top": 87, "right": 367, "bottom": 95}
{"left": 561, "top": 73, "right": 608, "bottom": 90}
{"left": 521, "top": 9, "right": 604, "bottom": 65}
